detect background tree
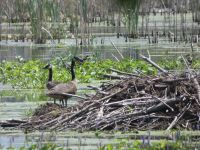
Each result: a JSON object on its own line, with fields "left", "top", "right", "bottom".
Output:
{"left": 114, "top": 0, "right": 142, "bottom": 37}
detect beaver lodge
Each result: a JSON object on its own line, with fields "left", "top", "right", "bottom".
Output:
{"left": 0, "top": 55, "right": 200, "bottom": 131}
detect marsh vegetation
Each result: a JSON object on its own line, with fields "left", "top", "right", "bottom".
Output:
{"left": 1, "top": 0, "right": 200, "bottom": 149}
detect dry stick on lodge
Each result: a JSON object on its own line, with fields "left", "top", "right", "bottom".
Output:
{"left": 53, "top": 93, "right": 88, "bottom": 100}
{"left": 87, "top": 85, "right": 109, "bottom": 95}
{"left": 103, "top": 74, "right": 128, "bottom": 80}
{"left": 2, "top": 74, "right": 200, "bottom": 131}
{"left": 124, "top": 97, "right": 182, "bottom": 117}
{"left": 50, "top": 86, "right": 128, "bottom": 130}
{"left": 140, "top": 54, "right": 169, "bottom": 75}
{"left": 110, "top": 68, "right": 140, "bottom": 77}
{"left": 167, "top": 102, "right": 191, "bottom": 130}
{"left": 182, "top": 55, "right": 200, "bottom": 106}
{"left": 105, "top": 97, "right": 152, "bottom": 106}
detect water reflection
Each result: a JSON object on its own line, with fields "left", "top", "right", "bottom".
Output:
{"left": 0, "top": 89, "right": 47, "bottom": 102}
{"left": 0, "top": 130, "right": 114, "bottom": 149}
{"left": 1, "top": 36, "right": 199, "bottom": 62}
{"left": 0, "top": 36, "right": 146, "bottom": 61}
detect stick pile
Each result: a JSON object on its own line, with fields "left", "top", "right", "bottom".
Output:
{"left": 16, "top": 72, "right": 199, "bottom": 131}
{"left": 1, "top": 56, "right": 200, "bottom": 131}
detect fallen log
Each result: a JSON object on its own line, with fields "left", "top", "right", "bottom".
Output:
{"left": 0, "top": 120, "right": 26, "bottom": 128}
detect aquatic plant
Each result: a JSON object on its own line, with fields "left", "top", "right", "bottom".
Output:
{"left": 99, "top": 139, "right": 195, "bottom": 150}
{"left": 9, "top": 143, "right": 62, "bottom": 150}
{"left": 0, "top": 58, "right": 157, "bottom": 89}
{"left": 0, "top": 60, "right": 46, "bottom": 89}
{"left": 6, "top": 138, "right": 197, "bottom": 150}
{"left": 1, "top": 57, "right": 200, "bottom": 89}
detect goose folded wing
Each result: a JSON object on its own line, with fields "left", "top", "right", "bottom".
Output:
{"left": 47, "top": 81, "right": 61, "bottom": 89}
{"left": 46, "top": 82, "right": 77, "bottom": 98}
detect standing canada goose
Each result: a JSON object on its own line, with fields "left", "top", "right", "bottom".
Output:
{"left": 43, "top": 64, "right": 60, "bottom": 90}
{"left": 46, "top": 58, "right": 77, "bottom": 106}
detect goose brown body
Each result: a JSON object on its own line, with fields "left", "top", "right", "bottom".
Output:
{"left": 43, "top": 64, "right": 62, "bottom": 104}
{"left": 46, "top": 81, "right": 77, "bottom": 100}
{"left": 46, "top": 58, "right": 77, "bottom": 106}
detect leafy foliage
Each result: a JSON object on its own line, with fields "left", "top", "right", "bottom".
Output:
{"left": 158, "top": 56, "right": 184, "bottom": 70}
{"left": 9, "top": 139, "right": 195, "bottom": 150}
{"left": 2, "top": 57, "right": 200, "bottom": 89}
{"left": 0, "top": 58, "right": 157, "bottom": 89}
{"left": 14, "top": 143, "right": 63, "bottom": 150}
{"left": 0, "top": 60, "right": 45, "bottom": 89}
{"left": 99, "top": 139, "right": 194, "bottom": 150}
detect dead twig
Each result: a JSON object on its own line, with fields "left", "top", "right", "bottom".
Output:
{"left": 110, "top": 68, "right": 140, "bottom": 77}
{"left": 167, "top": 102, "right": 191, "bottom": 130}
{"left": 110, "top": 40, "right": 124, "bottom": 59}
{"left": 140, "top": 54, "right": 169, "bottom": 75}
{"left": 182, "top": 56, "right": 200, "bottom": 106}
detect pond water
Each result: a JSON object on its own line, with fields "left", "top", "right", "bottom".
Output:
{"left": 0, "top": 36, "right": 147, "bottom": 62}
{"left": 0, "top": 130, "right": 116, "bottom": 149}
{"left": 1, "top": 12, "right": 200, "bottom": 63}
{"left": 0, "top": 82, "right": 99, "bottom": 119}
{"left": 1, "top": 35, "right": 200, "bottom": 62}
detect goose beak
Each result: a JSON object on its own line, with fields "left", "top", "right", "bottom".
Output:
{"left": 65, "top": 63, "right": 71, "bottom": 70}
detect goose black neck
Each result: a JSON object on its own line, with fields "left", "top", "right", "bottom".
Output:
{"left": 48, "top": 68, "right": 53, "bottom": 81}
{"left": 71, "top": 59, "right": 75, "bottom": 80}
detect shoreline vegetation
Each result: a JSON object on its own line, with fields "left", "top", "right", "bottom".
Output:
{"left": 0, "top": 56, "right": 199, "bottom": 89}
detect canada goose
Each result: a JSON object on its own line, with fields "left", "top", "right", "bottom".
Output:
{"left": 46, "top": 58, "right": 77, "bottom": 106}
{"left": 43, "top": 64, "right": 60, "bottom": 104}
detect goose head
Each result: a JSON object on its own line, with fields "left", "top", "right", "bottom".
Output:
{"left": 43, "top": 64, "right": 52, "bottom": 69}
{"left": 73, "top": 56, "right": 89, "bottom": 64}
